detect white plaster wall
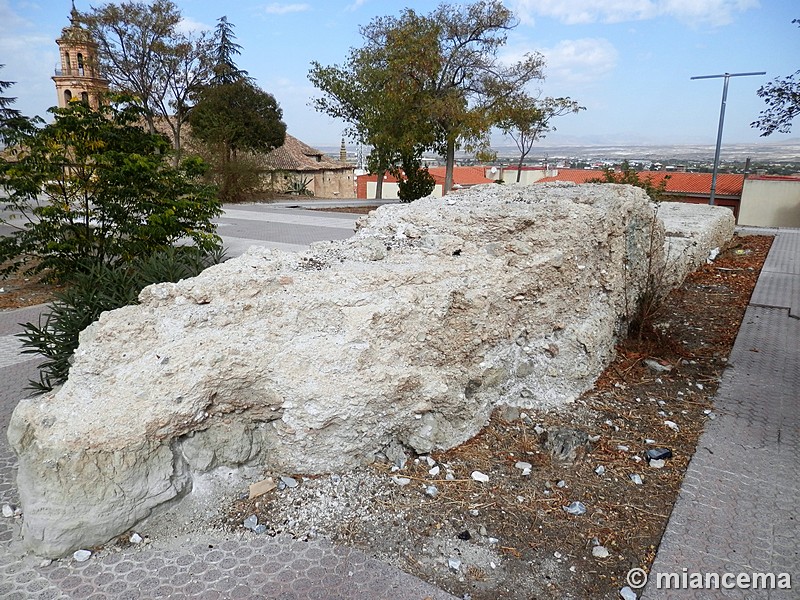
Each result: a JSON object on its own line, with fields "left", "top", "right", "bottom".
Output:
{"left": 739, "top": 178, "right": 800, "bottom": 228}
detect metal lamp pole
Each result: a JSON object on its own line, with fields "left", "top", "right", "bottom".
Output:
{"left": 691, "top": 71, "right": 765, "bottom": 205}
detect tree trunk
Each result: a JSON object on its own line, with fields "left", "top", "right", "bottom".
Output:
{"left": 172, "top": 121, "right": 182, "bottom": 167}
{"left": 516, "top": 155, "right": 524, "bottom": 183}
{"left": 444, "top": 138, "right": 455, "bottom": 195}
{"left": 375, "top": 170, "right": 384, "bottom": 200}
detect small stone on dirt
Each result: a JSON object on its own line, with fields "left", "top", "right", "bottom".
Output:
{"left": 592, "top": 545, "right": 610, "bottom": 559}
{"left": 280, "top": 476, "right": 299, "bottom": 489}
{"left": 563, "top": 501, "right": 586, "bottom": 515}
{"left": 630, "top": 474, "right": 643, "bottom": 485}
{"left": 644, "top": 358, "right": 672, "bottom": 373}
{"left": 129, "top": 532, "right": 143, "bottom": 544}
{"left": 620, "top": 586, "right": 638, "bottom": 600}
{"left": 448, "top": 557, "right": 462, "bottom": 571}
{"left": 471, "top": 471, "right": 490, "bottom": 483}
{"left": 391, "top": 476, "right": 411, "bottom": 486}
{"left": 243, "top": 515, "right": 258, "bottom": 530}
{"left": 248, "top": 477, "right": 277, "bottom": 499}
{"left": 2, "top": 504, "right": 14, "bottom": 518}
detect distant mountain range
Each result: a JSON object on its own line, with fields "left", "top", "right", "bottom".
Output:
{"left": 318, "top": 140, "right": 800, "bottom": 164}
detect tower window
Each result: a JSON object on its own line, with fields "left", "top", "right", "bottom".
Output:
{"left": 64, "top": 89, "right": 72, "bottom": 103}
{"left": 81, "top": 92, "right": 89, "bottom": 104}
{"left": 77, "top": 53, "right": 84, "bottom": 76}
{"left": 65, "top": 53, "right": 72, "bottom": 74}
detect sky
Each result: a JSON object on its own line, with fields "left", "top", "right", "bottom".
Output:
{"left": 1, "top": 0, "right": 798, "bottom": 150}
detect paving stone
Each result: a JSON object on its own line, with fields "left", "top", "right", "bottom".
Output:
{"left": 643, "top": 228, "right": 800, "bottom": 599}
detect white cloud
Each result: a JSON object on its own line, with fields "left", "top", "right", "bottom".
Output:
{"left": 262, "top": 3, "right": 311, "bottom": 15}
{"left": 509, "top": 0, "right": 759, "bottom": 27}
{"left": 521, "top": 38, "right": 619, "bottom": 85}
{"left": 176, "top": 17, "right": 212, "bottom": 35}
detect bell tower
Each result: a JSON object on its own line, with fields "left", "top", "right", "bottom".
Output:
{"left": 52, "top": 1, "right": 109, "bottom": 109}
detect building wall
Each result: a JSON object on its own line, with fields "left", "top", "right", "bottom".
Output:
{"left": 363, "top": 181, "right": 444, "bottom": 199}
{"left": 499, "top": 168, "right": 555, "bottom": 185}
{"left": 313, "top": 169, "right": 356, "bottom": 198}
{"left": 267, "top": 169, "right": 354, "bottom": 198}
{"left": 738, "top": 178, "right": 800, "bottom": 228}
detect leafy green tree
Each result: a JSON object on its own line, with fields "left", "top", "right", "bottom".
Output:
{"left": 310, "top": 10, "right": 440, "bottom": 199}
{"left": 391, "top": 152, "right": 436, "bottom": 202}
{"left": 751, "top": 19, "right": 799, "bottom": 136}
{"left": 189, "top": 17, "right": 286, "bottom": 202}
{"left": 189, "top": 79, "right": 286, "bottom": 202}
{"left": 81, "top": 0, "right": 213, "bottom": 161}
{"left": 311, "top": 1, "right": 544, "bottom": 195}
{"left": 425, "top": 1, "right": 545, "bottom": 192}
{"left": 0, "top": 97, "right": 222, "bottom": 282}
{"left": 496, "top": 95, "right": 584, "bottom": 182}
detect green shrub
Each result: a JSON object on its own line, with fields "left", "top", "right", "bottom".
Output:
{"left": 0, "top": 97, "right": 222, "bottom": 283}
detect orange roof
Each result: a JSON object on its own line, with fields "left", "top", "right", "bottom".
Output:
{"left": 358, "top": 166, "right": 493, "bottom": 187}
{"left": 537, "top": 169, "right": 745, "bottom": 197}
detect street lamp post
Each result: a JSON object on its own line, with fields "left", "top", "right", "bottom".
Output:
{"left": 691, "top": 71, "right": 765, "bottom": 205}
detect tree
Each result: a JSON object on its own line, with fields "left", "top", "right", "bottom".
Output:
{"left": 81, "top": 0, "right": 213, "bottom": 161}
{"left": 0, "top": 65, "right": 32, "bottom": 145}
{"left": 496, "top": 95, "right": 584, "bottom": 182}
{"left": 310, "top": 10, "right": 440, "bottom": 199}
{"left": 189, "top": 18, "right": 286, "bottom": 202}
{"left": 391, "top": 152, "right": 437, "bottom": 202}
{"left": 311, "top": 1, "right": 544, "bottom": 195}
{"left": 751, "top": 19, "right": 799, "bottom": 136}
{"left": 425, "top": 1, "right": 545, "bottom": 193}
{"left": 209, "top": 16, "right": 249, "bottom": 85}
{"left": 0, "top": 96, "right": 222, "bottom": 282}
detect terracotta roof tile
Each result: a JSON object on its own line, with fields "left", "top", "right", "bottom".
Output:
{"left": 260, "top": 134, "right": 350, "bottom": 172}
{"left": 536, "top": 169, "right": 744, "bottom": 197}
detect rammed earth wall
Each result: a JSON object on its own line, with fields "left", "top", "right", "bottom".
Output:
{"left": 8, "top": 183, "right": 735, "bottom": 557}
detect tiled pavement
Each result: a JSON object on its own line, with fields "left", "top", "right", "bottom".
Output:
{"left": 643, "top": 228, "right": 799, "bottom": 599}
{"left": 0, "top": 225, "right": 797, "bottom": 599}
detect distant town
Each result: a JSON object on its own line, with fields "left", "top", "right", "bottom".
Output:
{"left": 325, "top": 141, "right": 800, "bottom": 177}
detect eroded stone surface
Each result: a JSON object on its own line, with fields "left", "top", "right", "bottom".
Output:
{"left": 7, "top": 183, "right": 734, "bottom": 557}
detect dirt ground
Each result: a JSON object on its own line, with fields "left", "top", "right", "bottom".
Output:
{"left": 1, "top": 227, "right": 773, "bottom": 599}
{"left": 217, "top": 232, "right": 772, "bottom": 600}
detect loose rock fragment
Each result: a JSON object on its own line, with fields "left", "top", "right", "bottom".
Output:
{"left": 72, "top": 549, "right": 91, "bottom": 562}
{"left": 471, "top": 471, "right": 490, "bottom": 483}
{"left": 249, "top": 477, "right": 277, "bottom": 499}
{"left": 563, "top": 501, "right": 587, "bottom": 515}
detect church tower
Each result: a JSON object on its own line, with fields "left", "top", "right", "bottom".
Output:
{"left": 52, "top": 2, "right": 109, "bottom": 109}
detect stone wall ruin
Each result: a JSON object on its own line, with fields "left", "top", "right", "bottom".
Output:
{"left": 7, "top": 183, "right": 735, "bottom": 557}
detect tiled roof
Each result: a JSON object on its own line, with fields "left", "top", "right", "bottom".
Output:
{"left": 536, "top": 169, "right": 745, "bottom": 197}
{"left": 260, "top": 134, "right": 351, "bottom": 172}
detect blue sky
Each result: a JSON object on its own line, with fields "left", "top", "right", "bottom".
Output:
{"left": 1, "top": 0, "right": 798, "bottom": 149}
